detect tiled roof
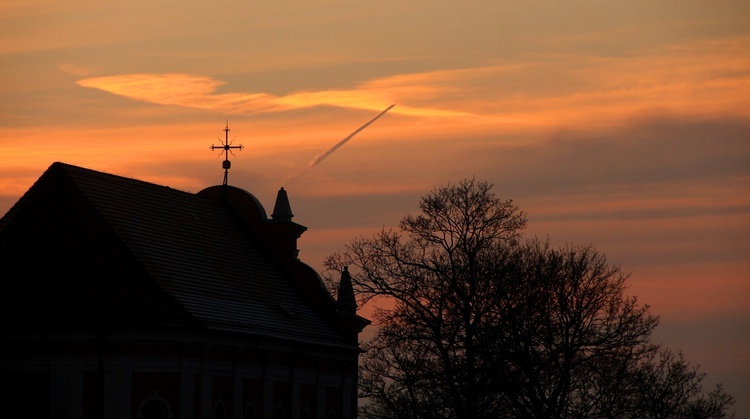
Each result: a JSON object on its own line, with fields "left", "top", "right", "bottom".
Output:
{"left": 0, "top": 163, "right": 356, "bottom": 348}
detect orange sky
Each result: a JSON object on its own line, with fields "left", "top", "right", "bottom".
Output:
{"left": 2, "top": 0, "right": 749, "bottom": 413}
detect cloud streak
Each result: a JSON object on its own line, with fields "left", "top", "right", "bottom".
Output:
{"left": 76, "top": 73, "right": 464, "bottom": 118}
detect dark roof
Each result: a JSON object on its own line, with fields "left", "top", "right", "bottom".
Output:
{"left": 0, "top": 162, "right": 363, "bottom": 348}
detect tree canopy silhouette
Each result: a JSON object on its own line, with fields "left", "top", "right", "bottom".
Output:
{"left": 324, "top": 178, "right": 734, "bottom": 419}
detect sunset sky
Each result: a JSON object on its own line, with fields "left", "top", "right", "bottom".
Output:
{"left": 1, "top": 0, "right": 749, "bottom": 413}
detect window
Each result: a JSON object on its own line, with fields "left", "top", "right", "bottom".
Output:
{"left": 244, "top": 403, "right": 257, "bottom": 419}
{"left": 138, "top": 393, "right": 173, "bottom": 419}
{"left": 213, "top": 399, "right": 227, "bottom": 419}
{"left": 140, "top": 400, "right": 167, "bottom": 419}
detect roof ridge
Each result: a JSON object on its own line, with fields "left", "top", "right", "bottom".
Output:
{"left": 51, "top": 161, "right": 200, "bottom": 197}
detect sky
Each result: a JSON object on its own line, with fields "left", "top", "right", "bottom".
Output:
{"left": 1, "top": 0, "right": 749, "bottom": 413}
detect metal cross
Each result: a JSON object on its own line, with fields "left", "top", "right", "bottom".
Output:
{"left": 210, "top": 122, "right": 243, "bottom": 186}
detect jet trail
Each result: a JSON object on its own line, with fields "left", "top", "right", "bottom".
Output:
{"left": 288, "top": 104, "right": 396, "bottom": 182}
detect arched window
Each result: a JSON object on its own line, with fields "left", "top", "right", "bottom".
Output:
{"left": 137, "top": 393, "right": 173, "bottom": 419}
{"left": 213, "top": 399, "right": 227, "bottom": 419}
{"left": 244, "top": 402, "right": 257, "bottom": 419}
{"left": 274, "top": 405, "right": 285, "bottom": 419}
{"left": 301, "top": 408, "right": 312, "bottom": 419}
{"left": 327, "top": 410, "right": 336, "bottom": 419}
{"left": 140, "top": 400, "right": 167, "bottom": 419}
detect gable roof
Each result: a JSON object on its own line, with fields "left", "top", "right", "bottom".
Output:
{"left": 0, "top": 162, "right": 361, "bottom": 348}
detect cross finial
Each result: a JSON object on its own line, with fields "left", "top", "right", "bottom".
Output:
{"left": 210, "top": 120, "right": 244, "bottom": 186}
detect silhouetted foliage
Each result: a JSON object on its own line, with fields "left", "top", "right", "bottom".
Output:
{"left": 627, "top": 348, "right": 735, "bottom": 419}
{"left": 324, "top": 179, "right": 735, "bottom": 419}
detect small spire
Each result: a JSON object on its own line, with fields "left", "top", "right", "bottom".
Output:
{"left": 271, "top": 187, "right": 294, "bottom": 221}
{"left": 336, "top": 266, "right": 357, "bottom": 317}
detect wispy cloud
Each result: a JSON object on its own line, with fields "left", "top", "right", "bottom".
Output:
{"left": 76, "top": 73, "right": 469, "bottom": 118}
{"left": 76, "top": 36, "right": 750, "bottom": 130}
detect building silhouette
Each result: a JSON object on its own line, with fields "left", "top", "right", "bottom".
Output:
{"left": 0, "top": 162, "right": 369, "bottom": 419}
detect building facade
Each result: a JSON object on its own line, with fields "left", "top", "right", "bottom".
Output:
{"left": 0, "top": 163, "right": 369, "bottom": 419}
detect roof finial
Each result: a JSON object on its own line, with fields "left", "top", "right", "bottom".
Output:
{"left": 210, "top": 120, "right": 244, "bottom": 186}
{"left": 336, "top": 266, "right": 357, "bottom": 317}
{"left": 272, "top": 187, "right": 294, "bottom": 222}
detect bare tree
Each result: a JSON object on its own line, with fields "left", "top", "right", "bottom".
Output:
{"left": 327, "top": 178, "right": 526, "bottom": 419}
{"left": 481, "top": 239, "right": 660, "bottom": 418}
{"left": 625, "top": 348, "right": 735, "bottom": 418}
{"left": 324, "top": 179, "right": 734, "bottom": 418}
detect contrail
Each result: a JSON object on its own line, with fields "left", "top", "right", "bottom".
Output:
{"left": 287, "top": 104, "right": 396, "bottom": 182}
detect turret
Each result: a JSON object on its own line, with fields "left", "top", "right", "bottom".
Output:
{"left": 269, "top": 187, "right": 306, "bottom": 260}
